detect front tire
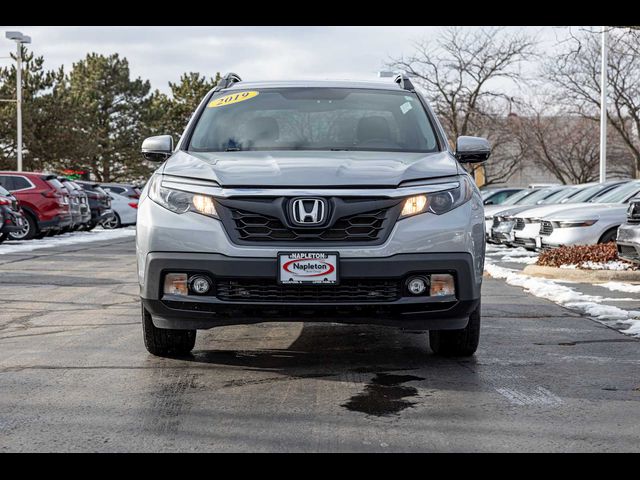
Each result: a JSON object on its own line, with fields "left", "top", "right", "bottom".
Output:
{"left": 429, "top": 302, "right": 481, "bottom": 357}
{"left": 142, "top": 304, "right": 196, "bottom": 357}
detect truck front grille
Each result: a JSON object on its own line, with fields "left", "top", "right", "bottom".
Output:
{"left": 216, "top": 278, "right": 401, "bottom": 303}
{"left": 229, "top": 208, "right": 388, "bottom": 242}
{"left": 215, "top": 196, "right": 402, "bottom": 246}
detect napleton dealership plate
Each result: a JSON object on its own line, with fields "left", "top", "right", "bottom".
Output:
{"left": 278, "top": 252, "right": 339, "bottom": 285}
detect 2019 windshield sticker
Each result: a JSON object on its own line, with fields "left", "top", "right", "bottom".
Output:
{"left": 208, "top": 91, "right": 259, "bottom": 108}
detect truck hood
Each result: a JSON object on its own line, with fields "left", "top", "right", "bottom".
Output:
{"left": 162, "top": 150, "right": 460, "bottom": 187}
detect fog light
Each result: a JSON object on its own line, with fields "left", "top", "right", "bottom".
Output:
{"left": 430, "top": 274, "right": 455, "bottom": 297}
{"left": 407, "top": 276, "right": 429, "bottom": 295}
{"left": 189, "top": 275, "right": 212, "bottom": 295}
{"left": 164, "top": 273, "right": 188, "bottom": 296}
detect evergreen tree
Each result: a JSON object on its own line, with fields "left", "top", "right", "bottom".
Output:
{"left": 149, "top": 72, "right": 220, "bottom": 141}
{"left": 65, "top": 53, "right": 153, "bottom": 182}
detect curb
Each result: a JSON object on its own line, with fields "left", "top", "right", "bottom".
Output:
{"left": 522, "top": 264, "right": 640, "bottom": 284}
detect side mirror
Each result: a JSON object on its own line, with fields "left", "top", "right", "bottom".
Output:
{"left": 484, "top": 199, "right": 495, "bottom": 205}
{"left": 455, "top": 136, "right": 491, "bottom": 163}
{"left": 142, "top": 135, "right": 174, "bottom": 162}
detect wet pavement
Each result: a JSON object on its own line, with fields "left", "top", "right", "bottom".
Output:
{"left": 0, "top": 237, "right": 639, "bottom": 452}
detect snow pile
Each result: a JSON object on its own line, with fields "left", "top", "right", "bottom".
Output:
{"left": 0, "top": 227, "right": 135, "bottom": 255}
{"left": 599, "top": 282, "right": 640, "bottom": 294}
{"left": 484, "top": 262, "right": 640, "bottom": 337}
{"left": 486, "top": 245, "right": 539, "bottom": 264}
{"left": 560, "top": 261, "right": 635, "bottom": 271}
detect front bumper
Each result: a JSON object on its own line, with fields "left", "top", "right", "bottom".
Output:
{"left": 540, "top": 225, "right": 602, "bottom": 248}
{"left": 141, "top": 252, "right": 481, "bottom": 331}
{"left": 617, "top": 223, "right": 640, "bottom": 263}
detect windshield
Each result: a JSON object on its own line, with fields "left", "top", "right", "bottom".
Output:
{"left": 189, "top": 88, "right": 440, "bottom": 153}
{"left": 481, "top": 189, "right": 498, "bottom": 200}
{"left": 0, "top": 185, "right": 9, "bottom": 196}
{"left": 520, "top": 188, "right": 563, "bottom": 205}
{"left": 542, "top": 187, "right": 579, "bottom": 204}
{"left": 595, "top": 182, "right": 640, "bottom": 204}
{"left": 567, "top": 184, "right": 613, "bottom": 203}
{"left": 47, "top": 179, "right": 65, "bottom": 191}
{"left": 501, "top": 189, "right": 537, "bottom": 206}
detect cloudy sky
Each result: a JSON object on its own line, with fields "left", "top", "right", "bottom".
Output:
{"left": 2, "top": 26, "right": 572, "bottom": 93}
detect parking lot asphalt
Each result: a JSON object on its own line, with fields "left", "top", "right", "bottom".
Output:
{"left": 0, "top": 236, "right": 639, "bottom": 452}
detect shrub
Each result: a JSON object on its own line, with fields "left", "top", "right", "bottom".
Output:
{"left": 537, "top": 242, "right": 635, "bottom": 269}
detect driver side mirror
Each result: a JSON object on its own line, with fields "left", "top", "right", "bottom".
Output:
{"left": 455, "top": 136, "right": 491, "bottom": 163}
{"left": 141, "top": 135, "right": 174, "bottom": 162}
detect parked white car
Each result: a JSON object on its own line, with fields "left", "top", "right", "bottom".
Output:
{"left": 484, "top": 187, "right": 565, "bottom": 236}
{"left": 510, "top": 181, "right": 629, "bottom": 248}
{"left": 101, "top": 190, "right": 138, "bottom": 229}
{"left": 538, "top": 181, "right": 640, "bottom": 249}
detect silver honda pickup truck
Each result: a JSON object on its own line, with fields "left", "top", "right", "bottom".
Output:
{"left": 136, "top": 74, "right": 490, "bottom": 358}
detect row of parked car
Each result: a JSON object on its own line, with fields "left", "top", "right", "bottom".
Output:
{"left": 481, "top": 180, "right": 640, "bottom": 264}
{"left": 0, "top": 171, "right": 141, "bottom": 244}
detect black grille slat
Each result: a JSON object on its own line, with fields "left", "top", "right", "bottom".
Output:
{"left": 540, "top": 221, "right": 553, "bottom": 236}
{"left": 513, "top": 218, "right": 525, "bottom": 231}
{"left": 229, "top": 207, "right": 392, "bottom": 243}
{"left": 628, "top": 202, "right": 640, "bottom": 224}
{"left": 216, "top": 278, "right": 401, "bottom": 303}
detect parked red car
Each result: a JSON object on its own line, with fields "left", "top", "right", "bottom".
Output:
{"left": 0, "top": 172, "right": 72, "bottom": 240}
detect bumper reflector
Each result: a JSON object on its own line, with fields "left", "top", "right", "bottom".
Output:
{"left": 164, "top": 273, "right": 188, "bottom": 296}
{"left": 430, "top": 274, "right": 455, "bottom": 297}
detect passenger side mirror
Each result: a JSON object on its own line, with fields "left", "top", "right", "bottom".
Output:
{"left": 142, "top": 135, "right": 174, "bottom": 162}
{"left": 455, "top": 136, "right": 491, "bottom": 163}
{"left": 484, "top": 199, "right": 495, "bottom": 205}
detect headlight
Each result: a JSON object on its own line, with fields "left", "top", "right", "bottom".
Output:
{"left": 553, "top": 220, "right": 597, "bottom": 228}
{"left": 148, "top": 175, "right": 218, "bottom": 218}
{"left": 400, "top": 176, "right": 473, "bottom": 219}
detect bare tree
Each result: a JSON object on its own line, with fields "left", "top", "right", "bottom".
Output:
{"left": 388, "top": 26, "right": 537, "bottom": 185}
{"left": 545, "top": 27, "right": 640, "bottom": 178}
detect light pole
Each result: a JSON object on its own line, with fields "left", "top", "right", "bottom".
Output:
{"left": 599, "top": 26, "right": 608, "bottom": 183}
{"left": 5, "top": 31, "right": 31, "bottom": 172}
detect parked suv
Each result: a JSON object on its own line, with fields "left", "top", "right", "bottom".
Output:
{"left": 0, "top": 172, "right": 71, "bottom": 240}
{"left": 0, "top": 185, "right": 25, "bottom": 243}
{"left": 617, "top": 196, "right": 640, "bottom": 263}
{"left": 137, "top": 75, "right": 490, "bottom": 358}
{"left": 75, "top": 181, "right": 114, "bottom": 230}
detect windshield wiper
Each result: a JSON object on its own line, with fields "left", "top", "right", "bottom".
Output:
{"left": 224, "top": 147, "right": 242, "bottom": 152}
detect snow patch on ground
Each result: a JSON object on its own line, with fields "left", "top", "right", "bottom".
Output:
{"left": 486, "top": 245, "right": 539, "bottom": 264}
{"left": 598, "top": 282, "right": 640, "bottom": 294}
{"left": 484, "top": 262, "right": 640, "bottom": 337}
{"left": 0, "top": 227, "right": 135, "bottom": 255}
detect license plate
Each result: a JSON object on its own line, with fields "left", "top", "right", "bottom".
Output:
{"left": 535, "top": 236, "right": 542, "bottom": 249}
{"left": 278, "top": 252, "right": 339, "bottom": 284}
